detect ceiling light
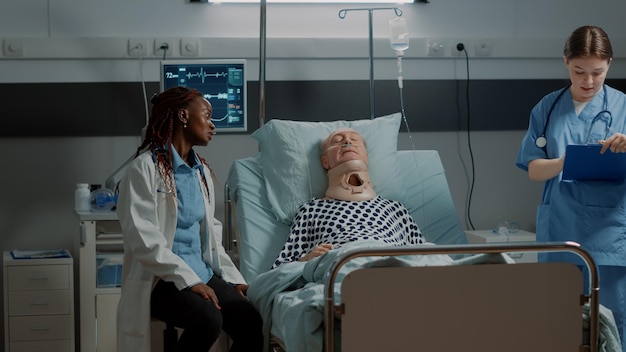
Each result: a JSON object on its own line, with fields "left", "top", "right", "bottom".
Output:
{"left": 201, "top": 0, "right": 415, "bottom": 3}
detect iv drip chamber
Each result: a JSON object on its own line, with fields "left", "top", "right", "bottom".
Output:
{"left": 389, "top": 17, "right": 409, "bottom": 53}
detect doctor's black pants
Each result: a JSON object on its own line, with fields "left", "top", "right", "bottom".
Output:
{"left": 151, "top": 275, "right": 264, "bottom": 352}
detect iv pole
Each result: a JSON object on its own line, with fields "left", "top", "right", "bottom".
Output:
{"left": 338, "top": 7, "right": 403, "bottom": 119}
{"left": 259, "top": 0, "right": 267, "bottom": 127}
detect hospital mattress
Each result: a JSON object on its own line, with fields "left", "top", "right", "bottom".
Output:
{"left": 226, "top": 149, "right": 617, "bottom": 352}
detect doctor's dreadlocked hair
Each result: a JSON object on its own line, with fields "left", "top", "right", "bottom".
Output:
{"left": 135, "top": 86, "right": 215, "bottom": 194}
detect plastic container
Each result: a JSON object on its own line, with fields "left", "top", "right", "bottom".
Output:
{"left": 494, "top": 221, "right": 520, "bottom": 236}
{"left": 75, "top": 183, "right": 91, "bottom": 212}
{"left": 96, "top": 253, "right": 123, "bottom": 288}
{"left": 89, "top": 188, "right": 117, "bottom": 211}
{"left": 389, "top": 17, "right": 409, "bottom": 53}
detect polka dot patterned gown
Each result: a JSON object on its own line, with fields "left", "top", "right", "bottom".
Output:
{"left": 272, "top": 196, "right": 425, "bottom": 268}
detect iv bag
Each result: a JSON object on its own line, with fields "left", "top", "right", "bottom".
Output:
{"left": 389, "top": 17, "right": 409, "bottom": 52}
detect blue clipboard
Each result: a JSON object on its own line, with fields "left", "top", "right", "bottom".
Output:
{"left": 562, "top": 144, "right": 626, "bottom": 181}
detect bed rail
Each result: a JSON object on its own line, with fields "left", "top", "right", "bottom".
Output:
{"left": 223, "top": 182, "right": 240, "bottom": 267}
{"left": 223, "top": 182, "right": 235, "bottom": 252}
{"left": 323, "top": 241, "right": 600, "bottom": 352}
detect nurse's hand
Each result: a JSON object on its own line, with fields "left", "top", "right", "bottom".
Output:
{"left": 190, "top": 283, "right": 221, "bottom": 309}
{"left": 528, "top": 157, "right": 565, "bottom": 181}
{"left": 600, "top": 133, "right": 626, "bottom": 154}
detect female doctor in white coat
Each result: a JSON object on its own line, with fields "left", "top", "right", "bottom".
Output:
{"left": 116, "top": 86, "right": 263, "bottom": 352}
{"left": 516, "top": 25, "right": 626, "bottom": 350}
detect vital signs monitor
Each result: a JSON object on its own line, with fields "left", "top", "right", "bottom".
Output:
{"left": 160, "top": 59, "right": 247, "bottom": 132}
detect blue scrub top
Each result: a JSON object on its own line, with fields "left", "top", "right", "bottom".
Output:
{"left": 516, "top": 84, "right": 626, "bottom": 266}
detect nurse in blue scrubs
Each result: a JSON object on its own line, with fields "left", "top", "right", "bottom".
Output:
{"left": 516, "top": 25, "right": 626, "bottom": 350}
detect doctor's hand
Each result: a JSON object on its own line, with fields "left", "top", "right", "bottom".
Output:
{"left": 234, "top": 284, "right": 249, "bottom": 297}
{"left": 299, "top": 243, "right": 334, "bottom": 262}
{"left": 600, "top": 133, "right": 626, "bottom": 154}
{"left": 189, "top": 283, "right": 221, "bottom": 309}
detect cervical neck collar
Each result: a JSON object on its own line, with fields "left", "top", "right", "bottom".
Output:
{"left": 325, "top": 159, "right": 376, "bottom": 201}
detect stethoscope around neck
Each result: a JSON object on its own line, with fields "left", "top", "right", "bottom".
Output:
{"left": 535, "top": 83, "right": 612, "bottom": 151}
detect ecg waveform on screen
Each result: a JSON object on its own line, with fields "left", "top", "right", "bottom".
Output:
{"left": 204, "top": 93, "right": 229, "bottom": 100}
{"left": 162, "top": 62, "right": 246, "bottom": 131}
{"left": 185, "top": 68, "right": 228, "bottom": 83}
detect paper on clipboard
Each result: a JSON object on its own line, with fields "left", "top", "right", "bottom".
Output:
{"left": 562, "top": 144, "right": 626, "bottom": 181}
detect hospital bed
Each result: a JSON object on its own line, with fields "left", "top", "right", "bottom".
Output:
{"left": 224, "top": 114, "right": 618, "bottom": 352}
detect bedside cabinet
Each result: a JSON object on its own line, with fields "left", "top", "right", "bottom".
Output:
{"left": 3, "top": 251, "right": 75, "bottom": 352}
{"left": 465, "top": 230, "right": 538, "bottom": 263}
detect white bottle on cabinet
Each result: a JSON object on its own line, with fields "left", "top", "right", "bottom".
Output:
{"left": 75, "top": 183, "right": 91, "bottom": 212}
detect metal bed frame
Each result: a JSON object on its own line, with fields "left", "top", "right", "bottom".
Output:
{"left": 225, "top": 184, "right": 601, "bottom": 352}
{"left": 324, "top": 241, "right": 600, "bottom": 352}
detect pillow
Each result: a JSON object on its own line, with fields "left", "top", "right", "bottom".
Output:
{"left": 251, "top": 113, "right": 403, "bottom": 225}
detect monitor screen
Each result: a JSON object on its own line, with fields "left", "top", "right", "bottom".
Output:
{"left": 160, "top": 59, "right": 247, "bottom": 132}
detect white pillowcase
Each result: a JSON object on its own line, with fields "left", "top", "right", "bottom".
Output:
{"left": 251, "top": 113, "right": 404, "bottom": 225}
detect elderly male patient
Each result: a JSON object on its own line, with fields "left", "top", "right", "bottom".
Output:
{"left": 272, "top": 128, "right": 425, "bottom": 268}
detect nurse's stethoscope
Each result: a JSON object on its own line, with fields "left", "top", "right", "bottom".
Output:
{"left": 535, "top": 83, "right": 613, "bottom": 151}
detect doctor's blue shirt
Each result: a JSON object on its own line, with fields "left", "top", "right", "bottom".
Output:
{"left": 171, "top": 146, "right": 213, "bottom": 285}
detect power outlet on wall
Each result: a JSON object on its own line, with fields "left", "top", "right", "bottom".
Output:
{"left": 128, "top": 39, "right": 147, "bottom": 57}
{"left": 180, "top": 38, "right": 200, "bottom": 57}
{"left": 427, "top": 40, "right": 445, "bottom": 57}
{"left": 474, "top": 40, "right": 493, "bottom": 57}
{"left": 154, "top": 38, "right": 174, "bottom": 57}
{"left": 3, "top": 39, "right": 23, "bottom": 57}
{"left": 452, "top": 42, "right": 465, "bottom": 57}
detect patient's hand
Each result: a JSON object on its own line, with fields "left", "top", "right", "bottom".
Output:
{"left": 299, "top": 243, "right": 333, "bottom": 262}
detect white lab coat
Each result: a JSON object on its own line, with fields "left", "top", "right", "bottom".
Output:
{"left": 115, "top": 151, "right": 245, "bottom": 352}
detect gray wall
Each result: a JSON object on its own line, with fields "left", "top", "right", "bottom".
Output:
{"left": 2, "top": 0, "right": 626, "bottom": 349}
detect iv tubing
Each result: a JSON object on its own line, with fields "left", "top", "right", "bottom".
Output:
{"left": 396, "top": 55, "right": 416, "bottom": 150}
